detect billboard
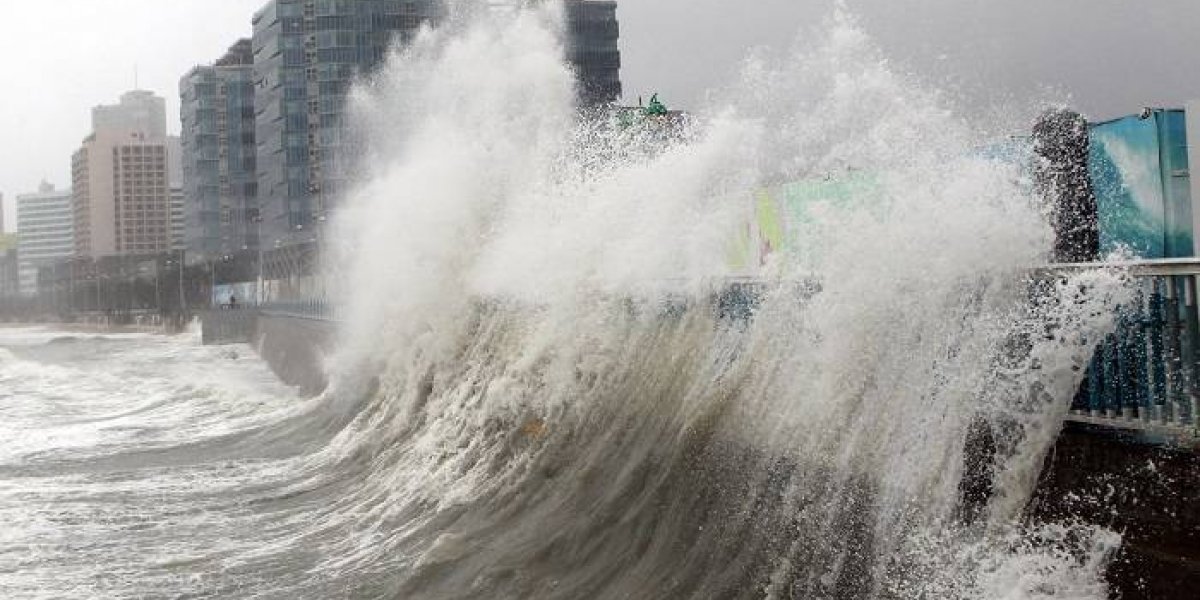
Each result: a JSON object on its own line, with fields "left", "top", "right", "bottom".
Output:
{"left": 1088, "top": 110, "right": 1193, "bottom": 258}
{"left": 727, "top": 173, "right": 879, "bottom": 273}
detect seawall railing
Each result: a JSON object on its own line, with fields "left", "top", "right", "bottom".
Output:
{"left": 258, "top": 299, "right": 340, "bottom": 322}
{"left": 1047, "top": 258, "right": 1200, "bottom": 442}
{"left": 206, "top": 265, "right": 1197, "bottom": 442}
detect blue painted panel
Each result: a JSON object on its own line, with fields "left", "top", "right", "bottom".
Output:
{"left": 1089, "top": 110, "right": 1194, "bottom": 258}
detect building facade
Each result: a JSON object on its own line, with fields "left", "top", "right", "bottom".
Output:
{"left": 73, "top": 90, "right": 175, "bottom": 259}
{"left": 180, "top": 39, "right": 259, "bottom": 257}
{"left": 171, "top": 187, "right": 187, "bottom": 251}
{"left": 245, "top": 0, "right": 620, "bottom": 247}
{"left": 0, "top": 234, "right": 18, "bottom": 299}
{"left": 564, "top": 0, "right": 621, "bottom": 106}
{"left": 251, "top": 0, "right": 444, "bottom": 245}
{"left": 92, "top": 90, "right": 167, "bottom": 141}
{"left": 15, "top": 182, "right": 75, "bottom": 296}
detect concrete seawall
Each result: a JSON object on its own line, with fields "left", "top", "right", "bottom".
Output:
{"left": 254, "top": 313, "right": 337, "bottom": 396}
{"left": 201, "top": 310, "right": 336, "bottom": 396}
{"left": 202, "top": 311, "right": 1200, "bottom": 597}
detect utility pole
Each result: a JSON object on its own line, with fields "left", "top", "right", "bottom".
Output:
{"left": 255, "top": 214, "right": 264, "bottom": 306}
{"left": 68, "top": 260, "right": 75, "bottom": 315}
{"left": 154, "top": 260, "right": 161, "bottom": 317}
{"left": 178, "top": 249, "right": 186, "bottom": 317}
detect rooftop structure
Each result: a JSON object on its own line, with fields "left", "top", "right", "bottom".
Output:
{"left": 92, "top": 90, "right": 168, "bottom": 140}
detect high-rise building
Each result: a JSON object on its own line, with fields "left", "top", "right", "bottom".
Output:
{"left": 92, "top": 90, "right": 168, "bottom": 141}
{"left": 246, "top": 0, "right": 620, "bottom": 246}
{"left": 0, "top": 233, "right": 18, "bottom": 299}
{"left": 16, "top": 182, "right": 74, "bottom": 296}
{"left": 180, "top": 39, "right": 259, "bottom": 257}
{"left": 251, "top": 0, "right": 444, "bottom": 244}
{"left": 564, "top": 0, "right": 621, "bottom": 106}
{"left": 73, "top": 90, "right": 175, "bottom": 259}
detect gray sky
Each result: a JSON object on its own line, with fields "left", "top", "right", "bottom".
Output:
{"left": 6, "top": 0, "right": 1200, "bottom": 231}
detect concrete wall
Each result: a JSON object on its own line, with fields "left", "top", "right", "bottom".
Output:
{"left": 252, "top": 313, "right": 336, "bottom": 396}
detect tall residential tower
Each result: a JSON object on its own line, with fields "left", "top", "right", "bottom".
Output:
{"left": 180, "top": 39, "right": 259, "bottom": 257}
{"left": 564, "top": 0, "right": 621, "bottom": 106}
{"left": 251, "top": 0, "right": 444, "bottom": 244}
{"left": 244, "top": 0, "right": 620, "bottom": 247}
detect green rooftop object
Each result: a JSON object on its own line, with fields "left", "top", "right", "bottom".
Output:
{"left": 644, "top": 93, "right": 668, "bottom": 116}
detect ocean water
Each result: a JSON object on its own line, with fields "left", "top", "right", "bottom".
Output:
{"left": 0, "top": 6, "right": 1130, "bottom": 599}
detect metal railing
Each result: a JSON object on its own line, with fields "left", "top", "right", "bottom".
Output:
{"left": 1047, "top": 259, "right": 1200, "bottom": 439}
{"left": 259, "top": 299, "right": 339, "bottom": 322}
{"left": 233, "top": 263, "right": 1199, "bottom": 440}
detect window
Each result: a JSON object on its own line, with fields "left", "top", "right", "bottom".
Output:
{"left": 278, "top": 2, "right": 302, "bottom": 18}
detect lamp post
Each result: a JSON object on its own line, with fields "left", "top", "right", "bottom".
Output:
{"left": 314, "top": 212, "right": 326, "bottom": 257}
{"left": 66, "top": 260, "right": 75, "bottom": 315}
{"left": 154, "top": 256, "right": 162, "bottom": 316}
{"left": 294, "top": 223, "right": 305, "bottom": 280}
{"left": 314, "top": 212, "right": 327, "bottom": 317}
{"left": 254, "top": 213, "right": 264, "bottom": 306}
{"left": 209, "top": 258, "right": 215, "bottom": 308}
{"left": 178, "top": 249, "right": 186, "bottom": 316}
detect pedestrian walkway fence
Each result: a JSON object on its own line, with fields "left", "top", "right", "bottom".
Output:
{"left": 1053, "top": 259, "right": 1200, "bottom": 434}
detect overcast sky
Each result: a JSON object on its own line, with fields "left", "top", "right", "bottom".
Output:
{"left": 6, "top": 0, "right": 1200, "bottom": 231}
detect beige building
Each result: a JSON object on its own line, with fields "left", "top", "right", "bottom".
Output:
{"left": 73, "top": 91, "right": 175, "bottom": 259}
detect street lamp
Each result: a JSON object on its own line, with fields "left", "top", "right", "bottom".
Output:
{"left": 95, "top": 275, "right": 104, "bottom": 315}
{"left": 178, "top": 249, "right": 186, "bottom": 316}
{"left": 154, "top": 258, "right": 163, "bottom": 316}
{"left": 253, "top": 212, "right": 264, "bottom": 306}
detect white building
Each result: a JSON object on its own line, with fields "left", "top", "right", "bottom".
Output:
{"left": 16, "top": 181, "right": 74, "bottom": 296}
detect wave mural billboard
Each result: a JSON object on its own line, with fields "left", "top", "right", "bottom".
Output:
{"left": 1088, "top": 109, "right": 1194, "bottom": 258}
{"left": 729, "top": 109, "right": 1198, "bottom": 274}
